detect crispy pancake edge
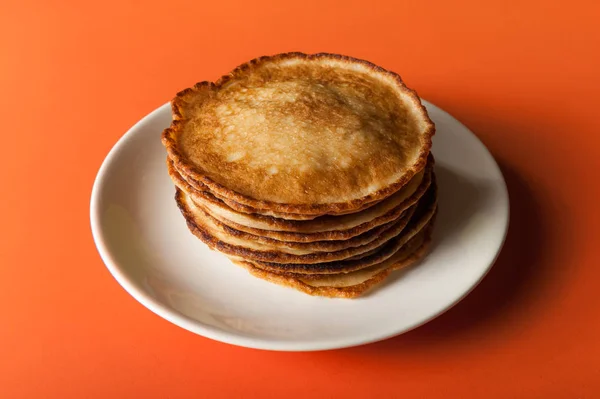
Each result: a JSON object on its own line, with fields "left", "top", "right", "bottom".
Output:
{"left": 175, "top": 187, "right": 422, "bottom": 263}
{"left": 242, "top": 175, "right": 437, "bottom": 273}
{"left": 187, "top": 200, "right": 413, "bottom": 252}
{"left": 233, "top": 222, "right": 434, "bottom": 298}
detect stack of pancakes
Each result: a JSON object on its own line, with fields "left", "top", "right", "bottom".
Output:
{"left": 162, "top": 53, "right": 436, "bottom": 298}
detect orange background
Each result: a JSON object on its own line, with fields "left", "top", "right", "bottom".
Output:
{"left": 2, "top": 0, "right": 599, "bottom": 397}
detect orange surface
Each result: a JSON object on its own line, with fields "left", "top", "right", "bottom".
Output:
{"left": 1, "top": 0, "right": 599, "bottom": 397}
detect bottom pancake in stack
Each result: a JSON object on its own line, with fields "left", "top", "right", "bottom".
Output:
{"left": 171, "top": 158, "right": 438, "bottom": 299}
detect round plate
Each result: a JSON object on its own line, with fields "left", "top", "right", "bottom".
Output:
{"left": 90, "top": 101, "right": 509, "bottom": 351}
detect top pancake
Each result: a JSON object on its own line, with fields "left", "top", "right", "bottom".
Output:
{"left": 162, "top": 52, "right": 435, "bottom": 215}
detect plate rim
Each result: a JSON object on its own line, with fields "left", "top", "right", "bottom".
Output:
{"left": 90, "top": 100, "right": 510, "bottom": 352}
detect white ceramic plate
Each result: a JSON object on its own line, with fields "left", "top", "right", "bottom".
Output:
{"left": 90, "top": 101, "right": 509, "bottom": 351}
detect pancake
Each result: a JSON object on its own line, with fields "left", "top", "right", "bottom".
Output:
{"left": 233, "top": 223, "right": 433, "bottom": 298}
{"left": 162, "top": 52, "right": 435, "bottom": 216}
{"left": 174, "top": 186, "right": 426, "bottom": 262}
{"left": 168, "top": 155, "right": 432, "bottom": 241}
{"left": 237, "top": 178, "right": 437, "bottom": 274}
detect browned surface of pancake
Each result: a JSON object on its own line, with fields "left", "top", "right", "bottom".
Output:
{"left": 162, "top": 52, "right": 435, "bottom": 216}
